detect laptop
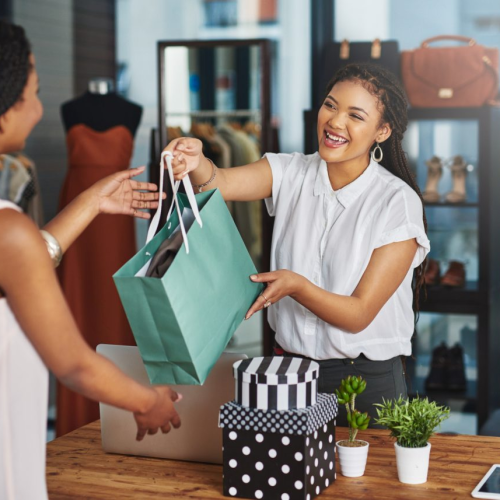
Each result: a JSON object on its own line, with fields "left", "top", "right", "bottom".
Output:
{"left": 97, "top": 344, "right": 247, "bottom": 464}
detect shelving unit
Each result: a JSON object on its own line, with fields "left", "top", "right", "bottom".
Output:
{"left": 406, "top": 106, "right": 500, "bottom": 431}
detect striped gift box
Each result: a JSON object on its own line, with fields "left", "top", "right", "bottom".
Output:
{"left": 233, "top": 356, "right": 319, "bottom": 411}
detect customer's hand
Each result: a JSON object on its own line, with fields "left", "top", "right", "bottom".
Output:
{"left": 90, "top": 166, "right": 165, "bottom": 219}
{"left": 163, "top": 138, "right": 204, "bottom": 181}
{"left": 245, "top": 270, "right": 307, "bottom": 320}
{"left": 134, "top": 386, "right": 182, "bottom": 441}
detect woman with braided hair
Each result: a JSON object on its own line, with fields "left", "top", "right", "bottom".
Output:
{"left": 165, "top": 62, "right": 430, "bottom": 426}
{"left": 0, "top": 21, "right": 182, "bottom": 500}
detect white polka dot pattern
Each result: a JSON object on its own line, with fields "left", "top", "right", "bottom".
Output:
{"left": 219, "top": 393, "right": 338, "bottom": 436}
{"left": 222, "top": 397, "right": 337, "bottom": 499}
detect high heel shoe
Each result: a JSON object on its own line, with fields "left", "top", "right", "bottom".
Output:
{"left": 422, "top": 156, "right": 442, "bottom": 203}
{"left": 445, "top": 155, "right": 467, "bottom": 203}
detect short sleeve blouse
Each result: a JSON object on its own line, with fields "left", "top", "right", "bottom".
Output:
{"left": 264, "top": 152, "right": 430, "bottom": 361}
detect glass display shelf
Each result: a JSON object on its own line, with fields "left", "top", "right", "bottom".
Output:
{"left": 407, "top": 312, "right": 477, "bottom": 413}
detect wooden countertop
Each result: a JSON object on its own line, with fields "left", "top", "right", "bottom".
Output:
{"left": 46, "top": 421, "right": 500, "bottom": 499}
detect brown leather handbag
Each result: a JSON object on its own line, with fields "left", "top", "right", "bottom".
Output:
{"left": 401, "top": 35, "right": 499, "bottom": 108}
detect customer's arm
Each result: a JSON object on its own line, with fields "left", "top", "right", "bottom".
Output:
{"left": 246, "top": 239, "right": 418, "bottom": 333}
{"left": 43, "top": 166, "right": 163, "bottom": 254}
{"left": 0, "top": 209, "right": 179, "bottom": 440}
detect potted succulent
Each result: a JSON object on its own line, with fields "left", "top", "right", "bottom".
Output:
{"left": 335, "top": 375, "right": 371, "bottom": 477}
{"left": 374, "top": 396, "right": 450, "bottom": 484}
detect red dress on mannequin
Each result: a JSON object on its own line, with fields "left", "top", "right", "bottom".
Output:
{"left": 56, "top": 91, "right": 142, "bottom": 436}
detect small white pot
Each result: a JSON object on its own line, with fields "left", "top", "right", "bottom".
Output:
{"left": 336, "top": 440, "right": 369, "bottom": 477}
{"left": 394, "top": 442, "right": 431, "bottom": 484}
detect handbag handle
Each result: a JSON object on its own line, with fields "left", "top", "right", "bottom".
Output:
{"left": 421, "top": 35, "right": 477, "bottom": 48}
{"left": 146, "top": 151, "right": 202, "bottom": 254}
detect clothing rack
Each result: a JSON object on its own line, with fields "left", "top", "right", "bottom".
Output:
{"left": 165, "top": 109, "right": 261, "bottom": 118}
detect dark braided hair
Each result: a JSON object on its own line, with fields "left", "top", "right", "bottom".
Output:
{"left": 325, "top": 63, "right": 427, "bottom": 316}
{"left": 0, "top": 20, "right": 32, "bottom": 117}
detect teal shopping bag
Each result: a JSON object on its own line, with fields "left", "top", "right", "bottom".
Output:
{"left": 113, "top": 152, "right": 263, "bottom": 385}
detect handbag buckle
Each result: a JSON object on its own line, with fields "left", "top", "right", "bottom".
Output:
{"left": 438, "top": 88, "right": 454, "bottom": 99}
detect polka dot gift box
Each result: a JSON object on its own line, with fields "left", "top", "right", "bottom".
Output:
{"left": 220, "top": 356, "right": 338, "bottom": 500}
{"left": 234, "top": 356, "right": 320, "bottom": 411}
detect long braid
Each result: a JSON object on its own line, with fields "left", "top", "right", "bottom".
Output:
{"left": 0, "top": 20, "right": 32, "bottom": 117}
{"left": 325, "top": 63, "right": 428, "bottom": 318}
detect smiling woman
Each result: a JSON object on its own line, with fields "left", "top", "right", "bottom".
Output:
{"left": 161, "top": 62, "right": 429, "bottom": 426}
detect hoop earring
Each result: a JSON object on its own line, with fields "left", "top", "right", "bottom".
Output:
{"left": 371, "top": 142, "right": 383, "bottom": 163}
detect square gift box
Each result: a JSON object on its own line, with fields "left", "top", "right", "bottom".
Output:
{"left": 219, "top": 393, "right": 338, "bottom": 500}
{"left": 233, "top": 357, "right": 320, "bottom": 411}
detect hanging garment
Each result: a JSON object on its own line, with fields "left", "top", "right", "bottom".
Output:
{"left": 56, "top": 124, "right": 136, "bottom": 436}
{"left": 0, "top": 200, "right": 49, "bottom": 500}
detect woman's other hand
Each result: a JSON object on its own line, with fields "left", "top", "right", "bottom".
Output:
{"left": 245, "top": 270, "right": 307, "bottom": 320}
{"left": 163, "top": 137, "right": 204, "bottom": 181}
{"left": 91, "top": 166, "right": 165, "bottom": 219}
{"left": 134, "top": 386, "right": 182, "bottom": 441}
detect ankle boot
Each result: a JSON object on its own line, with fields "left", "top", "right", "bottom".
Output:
{"left": 425, "top": 342, "right": 449, "bottom": 391}
{"left": 441, "top": 261, "right": 466, "bottom": 287}
{"left": 445, "top": 155, "right": 467, "bottom": 203}
{"left": 424, "top": 258, "right": 441, "bottom": 286}
{"left": 423, "top": 156, "right": 443, "bottom": 203}
{"left": 448, "top": 343, "right": 467, "bottom": 391}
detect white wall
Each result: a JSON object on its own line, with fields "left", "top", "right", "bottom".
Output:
{"left": 278, "top": 0, "right": 311, "bottom": 153}
{"left": 389, "top": 0, "right": 460, "bottom": 50}
{"left": 335, "top": 0, "right": 390, "bottom": 41}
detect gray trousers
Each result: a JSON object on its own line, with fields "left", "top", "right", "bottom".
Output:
{"left": 278, "top": 349, "right": 408, "bottom": 428}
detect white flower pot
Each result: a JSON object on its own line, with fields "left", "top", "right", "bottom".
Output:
{"left": 336, "top": 440, "right": 369, "bottom": 477}
{"left": 394, "top": 442, "right": 431, "bottom": 484}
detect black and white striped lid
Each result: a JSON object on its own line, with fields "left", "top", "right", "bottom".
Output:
{"left": 234, "top": 357, "right": 320, "bottom": 386}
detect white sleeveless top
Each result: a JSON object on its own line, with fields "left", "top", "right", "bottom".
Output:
{"left": 0, "top": 200, "right": 49, "bottom": 500}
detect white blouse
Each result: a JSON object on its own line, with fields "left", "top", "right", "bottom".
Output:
{"left": 0, "top": 200, "right": 49, "bottom": 500}
{"left": 265, "top": 152, "right": 430, "bottom": 361}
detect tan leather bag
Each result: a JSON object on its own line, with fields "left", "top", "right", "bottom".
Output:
{"left": 401, "top": 35, "right": 499, "bottom": 108}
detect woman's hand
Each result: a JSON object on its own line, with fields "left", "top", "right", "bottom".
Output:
{"left": 134, "top": 386, "right": 182, "bottom": 441}
{"left": 245, "top": 270, "right": 307, "bottom": 320}
{"left": 91, "top": 166, "right": 165, "bottom": 220}
{"left": 163, "top": 137, "right": 204, "bottom": 181}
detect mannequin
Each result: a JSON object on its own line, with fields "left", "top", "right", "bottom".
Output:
{"left": 61, "top": 78, "right": 142, "bottom": 135}
{"left": 57, "top": 80, "right": 143, "bottom": 436}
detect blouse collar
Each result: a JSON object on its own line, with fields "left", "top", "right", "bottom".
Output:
{"left": 314, "top": 158, "right": 377, "bottom": 208}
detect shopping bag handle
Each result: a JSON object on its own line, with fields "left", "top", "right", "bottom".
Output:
{"left": 146, "top": 151, "right": 202, "bottom": 254}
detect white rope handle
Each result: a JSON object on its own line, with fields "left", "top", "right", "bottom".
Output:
{"left": 146, "top": 151, "right": 202, "bottom": 254}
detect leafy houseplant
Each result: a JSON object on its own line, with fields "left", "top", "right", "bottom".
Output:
{"left": 374, "top": 396, "right": 450, "bottom": 484}
{"left": 334, "top": 375, "right": 371, "bottom": 477}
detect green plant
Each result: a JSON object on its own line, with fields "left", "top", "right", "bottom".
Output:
{"left": 335, "top": 375, "right": 370, "bottom": 443}
{"left": 374, "top": 396, "right": 450, "bottom": 448}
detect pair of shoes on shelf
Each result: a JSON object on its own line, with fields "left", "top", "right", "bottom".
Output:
{"left": 423, "top": 155, "right": 469, "bottom": 203}
{"left": 424, "top": 259, "right": 466, "bottom": 287}
{"left": 425, "top": 342, "right": 467, "bottom": 392}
